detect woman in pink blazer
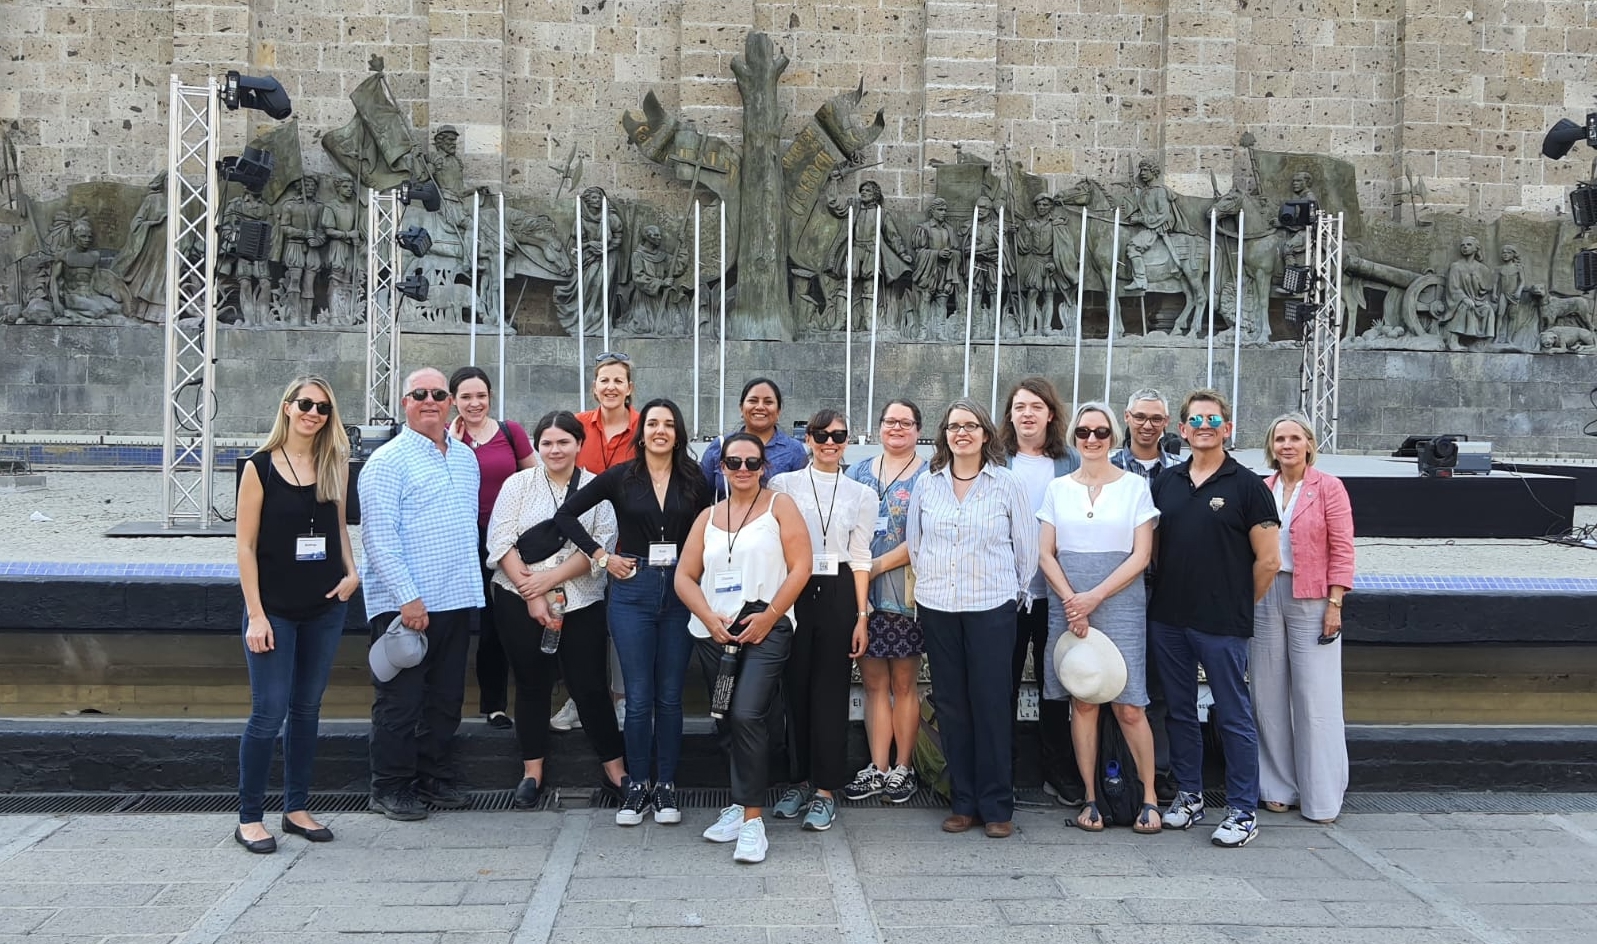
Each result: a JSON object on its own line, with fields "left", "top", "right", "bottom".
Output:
{"left": 1253, "top": 413, "right": 1355, "bottom": 823}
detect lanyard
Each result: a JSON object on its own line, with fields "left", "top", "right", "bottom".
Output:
{"left": 807, "top": 465, "right": 840, "bottom": 546}
{"left": 723, "top": 487, "right": 762, "bottom": 565}
{"left": 873, "top": 454, "right": 919, "bottom": 504}
{"left": 279, "top": 450, "right": 318, "bottom": 535}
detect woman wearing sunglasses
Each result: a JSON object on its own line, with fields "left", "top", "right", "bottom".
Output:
{"left": 907, "top": 399, "right": 1037, "bottom": 838}
{"left": 234, "top": 377, "right": 360, "bottom": 854}
{"left": 554, "top": 398, "right": 710, "bottom": 827}
{"left": 699, "top": 377, "right": 810, "bottom": 494}
{"left": 1036, "top": 402, "right": 1162, "bottom": 834}
{"left": 768, "top": 410, "right": 876, "bottom": 831}
{"left": 676, "top": 433, "right": 812, "bottom": 863}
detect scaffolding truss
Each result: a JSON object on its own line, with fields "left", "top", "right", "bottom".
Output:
{"left": 1299, "top": 211, "right": 1345, "bottom": 453}
{"left": 160, "top": 76, "right": 220, "bottom": 528}
{"left": 364, "top": 189, "right": 401, "bottom": 422}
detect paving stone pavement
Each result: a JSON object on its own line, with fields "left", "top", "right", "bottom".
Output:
{"left": 1, "top": 804, "right": 1595, "bottom": 944}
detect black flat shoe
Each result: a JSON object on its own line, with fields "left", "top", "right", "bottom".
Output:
{"left": 234, "top": 826, "right": 277, "bottom": 855}
{"left": 486, "top": 711, "right": 513, "bottom": 730}
{"left": 513, "top": 776, "right": 541, "bottom": 809}
{"left": 281, "top": 815, "right": 335, "bottom": 842}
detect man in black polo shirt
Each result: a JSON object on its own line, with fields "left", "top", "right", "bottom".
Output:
{"left": 1149, "top": 389, "right": 1280, "bottom": 848}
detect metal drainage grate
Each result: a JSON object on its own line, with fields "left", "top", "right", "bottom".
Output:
{"left": 586, "top": 786, "right": 952, "bottom": 810}
{"left": 0, "top": 790, "right": 558, "bottom": 816}
{"left": 0, "top": 794, "right": 139, "bottom": 815}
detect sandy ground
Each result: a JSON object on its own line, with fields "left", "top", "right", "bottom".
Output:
{"left": 2, "top": 469, "right": 1593, "bottom": 577}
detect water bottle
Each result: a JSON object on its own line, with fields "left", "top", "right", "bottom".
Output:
{"left": 1102, "top": 758, "right": 1128, "bottom": 825}
{"left": 540, "top": 587, "right": 567, "bottom": 654}
{"left": 708, "top": 644, "right": 740, "bottom": 719}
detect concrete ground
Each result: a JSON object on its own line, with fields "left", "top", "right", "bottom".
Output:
{"left": 2, "top": 802, "right": 1596, "bottom": 944}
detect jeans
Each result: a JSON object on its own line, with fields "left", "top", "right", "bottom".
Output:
{"left": 238, "top": 602, "right": 347, "bottom": 823}
{"left": 369, "top": 608, "right": 475, "bottom": 796}
{"left": 1150, "top": 619, "right": 1259, "bottom": 813}
{"left": 607, "top": 562, "right": 694, "bottom": 785}
{"left": 922, "top": 603, "right": 1018, "bottom": 824}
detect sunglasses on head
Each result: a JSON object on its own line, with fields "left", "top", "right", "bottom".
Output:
{"left": 287, "top": 397, "right": 332, "bottom": 416}
{"left": 1073, "top": 426, "right": 1113, "bottom": 441}
{"left": 1187, "top": 414, "right": 1226, "bottom": 429}
{"left": 809, "top": 429, "right": 849, "bottom": 444}
{"left": 721, "top": 455, "right": 766, "bottom": 471}
{"left": 407, "top": 388, "right": 450, "bottom": 402}
{"left": 594, "top": 351, "right": 630, "bottom": 365}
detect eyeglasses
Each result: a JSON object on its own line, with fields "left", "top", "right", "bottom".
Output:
{"left": 721, "top": 455, "right": 766, "bottom": 471}
{"left": 287, "top": 397, "right": 332, "bottom": 416}
{"left": 407, "top": 389, "right": 450, "bottom": 402}
{"left": 1187, "top": 414, "right": 1226, "bottom": 429}
{"left": 1073, "top": 426, "right": 1113, "bottom": 441}
{"left": 944, "top": 422, "right": 983, "bottom": 435}
{"left": 1128, "top": 412, "right": 1167, "bottom": 426}
{"left": 594, "top": 351, "right": 630, "bottom": 365}
{"left": 809, "top": 429, "right": 849, "bottom": 444}
{"left": 880, "top": 418, "right": 917, "bottom": 429}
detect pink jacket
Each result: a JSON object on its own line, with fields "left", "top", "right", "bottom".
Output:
{"left": 1264, "top": 465, "right": 1355, "bottom": 600}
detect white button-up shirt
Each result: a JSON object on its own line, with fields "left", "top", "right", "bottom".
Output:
{"left": 907, "top": 463, "right": 1038, "bottom": 612}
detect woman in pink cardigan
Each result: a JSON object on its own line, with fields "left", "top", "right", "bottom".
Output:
{"left": 1253, "top": 413, "right": 1355, "bottom": 823}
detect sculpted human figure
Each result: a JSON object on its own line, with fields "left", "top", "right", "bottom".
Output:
{"left": 113, "top": 171, "right": 168, "bottom": 322}
{"left": 1440, "top": 236, "right": 1495, "bottom": 352}
{"left": 1493, "top": 244, "right": 1540, "bottom": 352}
{"left": 1014, "top": 193, "right": 1060, "bottom": 335}
{"left": 553, "top": 186, "right": 623, "bottom": 335}
{"left": 910, "top": 197, "right": 961, "bottom": 339}
{"left": 963, "top": 196, "right": 1008, "bottom": 323}
{"left": 1124, "top": 158, "right": 1177, "bottom": 292}
{"left": 275, "top": 175, "right": 327, "bottom": 325}
{"left": 825, "top": 178, "right": 912, "bottom": 333}
{"left": 218, "top": 189, "right": 274, "bottom": 324}
{"left": 629, "top": 224, "right": 681, "bottom": 335}
{"left": 321, "top": 175, "right": 364, "bottom": 325}
{"left": 1276, "top": 171, "right": 1319, "bottom": 273}
{"left": 50, "top": 218, "right": 124, "bottom": 323}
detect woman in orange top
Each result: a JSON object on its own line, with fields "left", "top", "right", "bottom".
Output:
{"left": 576, "top": 352, "right": 639, "bottom": 474}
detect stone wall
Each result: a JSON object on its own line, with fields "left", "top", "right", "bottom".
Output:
{"left": 3, "top": 325, "right": 1594, "bottom": 458}
{"left": 4, "top": 0, "right": 1596, "bottom": 217}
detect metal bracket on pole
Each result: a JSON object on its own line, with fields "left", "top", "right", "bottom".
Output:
{"left": 1300, "top": 211, "right": 1345, "bottom": 453}
{"left": 365, "top": 189, "right": 401, "bottom": 423}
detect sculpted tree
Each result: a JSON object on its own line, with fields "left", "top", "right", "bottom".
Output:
{"left": 730, "top": 34, "right": 792, "bottom": 340}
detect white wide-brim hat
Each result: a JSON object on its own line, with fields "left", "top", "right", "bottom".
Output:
{"left": 1053, "top": 626, "right": 1128, "bottom": 704}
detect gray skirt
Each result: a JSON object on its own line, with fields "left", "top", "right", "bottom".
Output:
{"left": 1043, "top": 548, "right": 1148, "bottom": 706}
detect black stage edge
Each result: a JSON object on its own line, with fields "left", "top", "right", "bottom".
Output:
{"left": 1342, "top": 471, "right": 1575, "bottom": 538}
{"left": 1493, "top": 460, "right": 1597, "bottom": 505}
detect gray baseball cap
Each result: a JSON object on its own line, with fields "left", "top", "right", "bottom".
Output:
{"left": 369, "top": 614, "right": 428, "bottom": 682}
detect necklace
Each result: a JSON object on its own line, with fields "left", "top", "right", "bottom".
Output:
{"left": 950, "top": 466, "right": 980, "bottom": 482}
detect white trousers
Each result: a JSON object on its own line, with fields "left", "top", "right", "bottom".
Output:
{"left": 1251, "top": 572, "right": 1348, "bottom": 821}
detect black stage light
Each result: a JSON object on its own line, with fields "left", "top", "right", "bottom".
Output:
{"left": 1418, "top": 435, "right": 1458, "bottom": 478}
{"left": 1285, "top": 300, "right": 1318, "bottom": 325}
{"left": 1541, "top": 113, "right": 1597, "bottom": 160}
{"left": 398, "top": 179, "right": 442, "bottom": 212}
{"left": 1281, "top": 264, "right": 1313, "bottom": 295}
{"left": 221, "top": 71, "right": 293, "bottom": 120}
{"left": 397, "top": 226, "right": 433, "bottom": 258}
{"left": 218, "top": 218, "right": 272, "bottom": 262}
{"left": 1279, "top": 198, "right": 1318, "bottom": 229}
{"left": 1576, "top": 249, "right": 1597, "bottom": 292}
{"left": 397, "top": 268, "right": 430, "bottom": 302}
{"left": 1570, "top": 182, "right": 1597, "bottom": 234}
{"left": 218, "top": 147, "right": 274, "bottom": 194}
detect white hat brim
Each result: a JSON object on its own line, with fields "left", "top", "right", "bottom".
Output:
{"left": 1052, "top": 625, "right": 1128, "bottom": 704}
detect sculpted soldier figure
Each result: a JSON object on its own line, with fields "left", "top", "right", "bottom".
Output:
{"left": 910, "top": 197, "right": 962, "bottom": 339}
{"left": 275, "top": 175, "right": 327, "bottom": 325}
{"left": 1123, "top": 157, "right": 1185, "bottom": 293}
{"left": 1014, "top": 193, "right": 1061, "bottom": 335}
{"left": 321, "top": 175, "right": 364, "bottom": 325}
{"left": 964, "top": 196, "right": 1008, "bottom": 320}
{"left": 825, "top": 178, "right": 913, "bottom": 333}
{"left": 1276, "top": 171, "right": 1319, "bottom": 274}
{"left": 218, "top": 189, "right": 274, "bottom": 324}
{"left": 1441, "top": 236, "right": 1496, "bottom": 352}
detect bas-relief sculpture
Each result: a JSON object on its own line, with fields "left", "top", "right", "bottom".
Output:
{"left": 3, "top": 30, "right": 1596, "bottom": 357}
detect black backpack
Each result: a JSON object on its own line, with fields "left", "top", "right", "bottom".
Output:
{"left": 1096, "top": 708, "right": 1143, "bottom": 827}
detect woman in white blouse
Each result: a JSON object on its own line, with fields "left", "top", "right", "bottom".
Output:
{"left": 1036, "top": 403, "right": 1161, "bottom": 834}
{"left": 768, "top": 409, "right": 876, "bottom": 832}
{"left": 485, "top": 411, "right": 625, "bottom": 810}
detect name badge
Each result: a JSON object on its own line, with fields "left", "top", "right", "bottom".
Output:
{"left": 295, "top": 534, "right": 327, "bottom": 561}
{"left": 875, "top": 515, "right": 889, "bottom": 535}
{"left": 649, "top": 542, "right": 678, "bottom": 566}
{"left": 713, "top": 571, "right": 742, "bottom": 594}
{"left": 813, "top": 553, "right": 839, "bottom": 576}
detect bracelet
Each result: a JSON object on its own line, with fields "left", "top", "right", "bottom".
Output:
{"left": 856, "top": 610, "right": 869, "bottom": 619}
{"left": 1328, "top": 598, "right": 1343, "bottom": 608}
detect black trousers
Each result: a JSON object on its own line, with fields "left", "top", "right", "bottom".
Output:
{"left": 1010, "top": 598, "right": 1082, "bottom": 795}
{"left": 923, "top": 603, "right": 1017, "bottom": 823}
{"left": 725, "top": 618, "right": 794, "bottom": 807}
{"left": 786, "top": 570, "right": 857, "bottom": 791}
{"left": 369, "top": 607, "right": 474, "bottom": 796}
{"left": 475, "top": 527, "right": 510, "bottom": 714}
{"left": 493, "top": 586, "right": 623, "bottom": 764}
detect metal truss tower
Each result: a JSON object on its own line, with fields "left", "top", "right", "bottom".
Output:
{"left": 1299, "top": 211, "right": 1346, "bottom": 453}
{"left": 364, "top": 189, "right": 401, "bottom": 423}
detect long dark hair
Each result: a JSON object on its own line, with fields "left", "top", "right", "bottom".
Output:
{"left": 625, "top": 397, "right": 705, "bottom": 503}
{"left": 997, "top": 375, "right": 1069, "bottom": 459}
{"left": 929, "top": 398, "right": 1006, "bottom": 473}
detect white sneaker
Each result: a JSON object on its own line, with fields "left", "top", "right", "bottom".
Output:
{"left": 549, "top": 698, "right": 581, "bottom": 732}
{"left": 732, "top": 816, "right": 768, "bottom": 864}
{"left": 1211, "top": 808, "right": 1259, "bottom": 848}
{"left": 1162, "top": 791, "right": 1206, "bottom": 830}
{"left": 614, "top": 698, "right": 627, "bottom": 728}
{"left": 702, "top": 804, "right": 746, "bottom": 843}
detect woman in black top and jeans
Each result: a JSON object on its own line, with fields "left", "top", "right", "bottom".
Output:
{"left": 234, "top": 376, "right": 360, "bottom": 854}
{"left": 555, "top": 398, "right": 711, "bottom": 827}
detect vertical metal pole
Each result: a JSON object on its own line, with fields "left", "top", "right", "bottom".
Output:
{"left": 1071, "top": 207, "right": 1087, "bottom": 413}
{"left": 866, "top": 206, "right": 882, "bottom": 442}
{"left": 575, "top": 199, "right": 586, "bottom": 411}
{"left": 991, "top": 203, "right": 1005, "bottom": 417}
{"left": 469, "top": 191, "right": 479, "bottom": 366}
{"left": 600, "top": 194, "right": 611, "bottom": 354}
{"left": 1205, "top": 208, "right": 1217, "bottom": 388}
{"left": 692, "top": 201, "right": 701, "bottom": 440}
{"left": 718, "top": 201, "right": 727, "bottom": 435}
{"left": 1328, "top": 212, "right": 1345, "bottom": 453}
{"left": 962, "top": 205, "right": 979, "bottom": 397}
{"left": 1232, "top": 209, "right": 1246, "bottom": 441}
{"left": 496, "top": 192, "right": 506, "bottom": 419}
{"left": 1104, "top": 208, "right": 1121, "bottom": 404}
{"left": 844, "top": 203, "right": 854, "bottom": 433}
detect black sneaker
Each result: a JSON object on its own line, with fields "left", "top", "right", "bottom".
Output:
{"left": 616, "top": 779, "right": 651, "bottom": 826}
{"left": 1042, "top": 778, "right": 1086, "bottom": 807}
{"left": 1154, "top": 770, "right": 1179, "bottom": 806}
{"left": 369, "top": 790, "right": 429, "bottom": 821}
{"left": 652, "top": 782, "right": 682, "bottom": 825}
{"left": 416, "top": 777, "right": 469, "bottom": 809}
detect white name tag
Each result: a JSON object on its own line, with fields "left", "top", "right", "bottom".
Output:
{"left": 713, "top": 571, "right": 742, "bottom": 594}
{"left": 295, "top": 535, "right": 327, "bottom": 561}
{"left": 875, "top": 515, "right": 889, "bottom": 535}
{"left": 813, "top": 553, "right": 839, "bottom": 576}
{"left": 649, "top": 542, "right": 678, "bottom": 566}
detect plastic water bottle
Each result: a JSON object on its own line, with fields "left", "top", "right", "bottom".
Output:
{"left": 708, "top": 644, "right": 740, "bottom": 719}
{"left": 540, "top": 587, "right": 567, "bottom": 654}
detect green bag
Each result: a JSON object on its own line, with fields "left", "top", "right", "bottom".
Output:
{"left": 910, "top": 691, "right": 952, "bottom": 800}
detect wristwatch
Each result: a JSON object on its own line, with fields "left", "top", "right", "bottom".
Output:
{"left": 1328, "top": 598, "right": 1343, "bottom": 608}
{"left": 594, "top": 552, "right": 610, "bottom": 569}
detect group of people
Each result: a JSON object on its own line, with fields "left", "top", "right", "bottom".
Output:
{"left": 231, "top": 358, "right": 1354, "bottom": 863}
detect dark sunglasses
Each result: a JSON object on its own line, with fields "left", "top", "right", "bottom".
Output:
{"left": 594, "top": 351, "right": 630, "bottom": 364}
{"left": 408, "top": 388, "right": 450, "bottom": 402}
{"left": 722, "top": 455, "right": 766, "bottom": 471}
{"left": 1073, "top": 426, "right": 1113, "bottom": 441}
{"left": 287, "top": 397, "right": 332, "bottom": 416}
{"left": 809, "top": 429, "right": 849, "bottom": 444}
{"left": 1186, "top": 414, "right": 1226, "bottom": 429}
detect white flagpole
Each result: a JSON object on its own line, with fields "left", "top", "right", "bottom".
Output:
{"left": 693, "top": 201, "right": 702, "bottom": 441}
{"left": 962, "top": 204, "right": 979, "bottom": 397}
{"left": 844, "top": 203, "right": 855, "bottom": 432}
{"left": 991, "top": 203, "right": 1005, "bottom": 417}
{"left": 1205, "top": 207, "right": 1218, "bottom": 387}
{"left": 1071, "top": 206, "right": 1087, "bottom": 413}
{"left": 866, "top": 206, "right": 881, "bottom": 442}
{"left": 1232, "top": 208, "right": 1247, "bottom": 441}
{"left": 1104, "top": 208, "right": 1121, "bottom": 404}
{"left": 718, "top": 201, "right": 727, "bottom": 435}
{"left": 469, "top": 191, "right": 479, "bottom": 366}
{"left": 496, "top": 191, "right": 506, "bottom": 419}
{"left": 600, "top": 195, "right": 611, "bottom": 355}
{"left": 575, "top": 197, "right": 586, "bottom": 411}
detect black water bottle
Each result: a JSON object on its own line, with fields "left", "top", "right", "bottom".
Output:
{"left": 708, "top": 644, "right": 740, "bottom": 719}
{"left": 540, "top": 587, "right": 567, "bottom": 654}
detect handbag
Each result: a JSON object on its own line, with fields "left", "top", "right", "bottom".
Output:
{"left": 515, "top": 475, "right": 575, "bottom": 564}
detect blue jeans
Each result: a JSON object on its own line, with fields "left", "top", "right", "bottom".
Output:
{"left": 921, "top": 603, "right": 1018, "bottom": 824}
{"left": 1149, "top": 619, "right": 1259, "bottom": 813}
{"left": 238, "top": 603, "right": 348, "bottom": 823}
{"left": 606, "top": 562, "right": 693, "bottom": 785}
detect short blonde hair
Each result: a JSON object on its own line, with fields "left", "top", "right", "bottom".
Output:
{"left": 1262, "top": 412, "right": 1318, "bottom": 470}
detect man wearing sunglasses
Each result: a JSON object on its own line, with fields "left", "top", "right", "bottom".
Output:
{"left": 1146, "top": 388, "right": 1280, "bottom": 849}
{"left": 359, "top": 367, "right": 484, "bottom": 821}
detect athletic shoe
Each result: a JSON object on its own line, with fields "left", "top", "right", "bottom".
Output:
{"left": 616, "top": 780, "right": 651, "bottom": 826}
{"left": 733, "top": 817, "right": 768, "bottom": 864}
{"left": 771, "top": 784, "right": 813, "bottom": 819}
{"left": 1211, "top": 808, "right": 1259, "bottom": 848}
{"left": 368, "top": 790, "right": 428, "bottom": 821}
{"left": 1042, "top": 778, "right": 1086, "bottom": 806}
{"left": 549, "top": 698, "right": 582, "bottom": 732}
{"left": 841, "top": 764, "right": 886, "bottom": 801}
{"left": 652, "top": 782, "right": 682, "bottom": 825}
{"left": 415, "top": 777, "right": 469, "bottom": 809}
{"left": 1162, "top": 791, "right": 1205, "bottom": 830}
{"left": 801, "top": 794, "right": 836, "bottom": 831}
{"left": 702, "top": 804, "right": 746, "bottom": 843}
{"left": 615, "top": 699, "right": 627, "bottom": 728}
{"left": 882, "top": 765, "right": 919, "bottom": 805}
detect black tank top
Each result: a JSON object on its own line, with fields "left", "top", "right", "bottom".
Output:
{"left": 251, "top": 451, "right": 345, "bottom": 620}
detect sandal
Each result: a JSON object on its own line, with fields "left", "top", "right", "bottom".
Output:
{"left": 1073, "top": 801, "right": 1104, "bottom": 832}
{"left": 1133, "top": 803, "right": 1162, "bottom": 835}
{"left": 1262, "top": 801, "right": 1295, "bottom": 813}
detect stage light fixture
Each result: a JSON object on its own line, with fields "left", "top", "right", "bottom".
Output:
{"left": 1541, "top": 113, "right": 1597, "bottom": 160}
{"left": 1568, "top": 182, "right": 1597, "bottom": 236}
{"left": 218, "top": 218, "right": 272, "bottom": 262}
{"left": 397, "top": 226, "right": 433, "bottom": 258}
{"left": 217, "top": 146, "right": 275, "bottom": 195}
{"left": 1576, "top": 249, "right": 1597, "bottom": 292}
{"left": 1281, "top": 265, "right": 1313, "bottom": 296}
{"left": 1285, "top": 300, "right": 1318, "bottom": 326}
{"left": 1278, "top": 198, "right": 1318, "bottom": 229}
{"left": 220, "top": 71, "right": 293, "bottom": 121}
{"left": 1418, "top": 435, "right": 1459, "bottom": 478}
{"left": 396, "top": 268, "right": 430, "bottom": 302}
{"left": 398, "top": 179, "right": 442, "bottom": 212}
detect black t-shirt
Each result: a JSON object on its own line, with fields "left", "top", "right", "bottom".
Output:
{"left": 250, "top": 451, "right": 345, "bottom": 620}
{"left": 1148, "top": 453, "right": 1279, "bottom": 638}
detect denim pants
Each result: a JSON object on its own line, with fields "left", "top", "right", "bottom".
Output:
{"left": 607, "top": 563, "right": 693, "bottom": 785}
{"left": 921, "top": 603, "right": 1018, "bottom": 824}
{"left": 368, "top": 608, "right": 475, "bottom": 796}
{"left": 238, "top": 602, "right": 347, "bottom": 823}
{"left": 1150, "top": 619, "right": 1260, "bottom": 813}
